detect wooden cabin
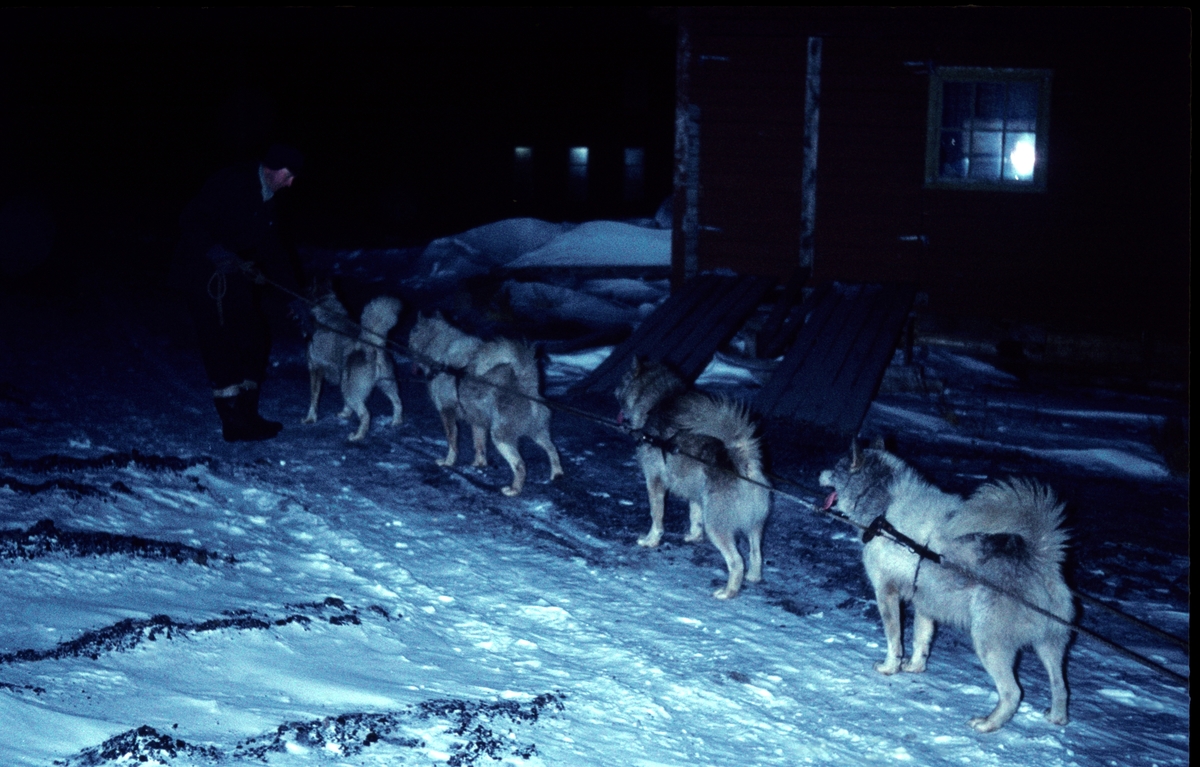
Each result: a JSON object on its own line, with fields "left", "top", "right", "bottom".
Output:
{"left": 669, "top": 7, "right": 1190, "bottom": 365}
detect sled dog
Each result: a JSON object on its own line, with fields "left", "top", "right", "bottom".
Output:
{"left": 408, "top": 312, "right": 563, "bottom": 496}
{"left": 818, "top": 441, "right": 1073, "bottom": 732}
{"left": 615, "top": 359, "right": 770, "bottom": 599}
{"left": 339, "top": 296, "right": 404, "bottom": 441}
{"left": 302, "top": 288, "right": 358, "bottom": 425}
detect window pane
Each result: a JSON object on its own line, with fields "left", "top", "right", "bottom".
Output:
{"left": 968, "top": 155, "right": 1001, "bottom": 181}
{"left": 1005, "top": 81, "right": 1039, "bottom": 131}
{"left": 971, "top": 130, "right": 1003, "bottom": 158}
{"left": 975, "top": 82, "right": 1006, "bottom": 122}
{"left": 1003, "top": 131, "right": 1037, "bottom": 181}
{"left": 939, "top": 131, "right": 967, "bottom": 178}
{"left": 942, "top": 82, "right": 974, "bottom": 128}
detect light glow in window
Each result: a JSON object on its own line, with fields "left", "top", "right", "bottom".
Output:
{"left": 1009, "top": 137, "right": 1036, "bottom": 179}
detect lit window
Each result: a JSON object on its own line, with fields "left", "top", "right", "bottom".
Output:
{"left": 513, "top": 146, "right": 533, "bottom": 203}
{"left": 623, "top": 147, "right": 645, "bottom": 203}
{"left": 568, "top": 146, "right": 589, "bottom": 202}
{"left": 926, "top": 68, "right": 1051, "bottom": 191}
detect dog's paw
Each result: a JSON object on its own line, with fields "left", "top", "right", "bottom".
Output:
{"left": 472, "top": 457, "right": 488, "bottom": 468}
{"left": 550, "top": 468, "right": 564, "bottom": 481}
{"left": 436, "top": 455, "right": 457, "bottom": 467}
{"left": 501, "top": 485, "right": 521, "bottom": 497}
{"left": 302, "top": 413, "right": 317, "bottom": 424}
{"left": 874, "top": 658, "right": 902, "bottom": 675}
{"left": 712, "top": 586, "right": 738, "bottom": 600}
{"left": 901, "top": 658, "right": 927, "bottom": 673}
{"left": 1044, "top": 709, "right": 1069, "bottom": 727}
{"left": 968, "top": 716, "right": 1002, "bottom": 733}
{"left": 683, "top": 528, "right": 704, "bottom": 543}
{"left": 347, "top": 433, "right": 365, "bottom": 442}
{"left": 636, "top": 532, "right": 663, "bottom": 548}
{"left": 745, "top": 570, "right": 762, "bottom": 584}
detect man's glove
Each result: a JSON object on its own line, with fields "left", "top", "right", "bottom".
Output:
{"left": 205, "top": 245, "right": 241, "bottom": 275}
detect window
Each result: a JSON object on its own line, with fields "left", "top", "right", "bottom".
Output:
{"left": 568, "top": 146, "right": 589, "bottom": 202}
{"left": 623, "top": 147, "right": 645, "bottom": 203}
{"left": 925, "top": 67, "right": 1051, "bottom": 191}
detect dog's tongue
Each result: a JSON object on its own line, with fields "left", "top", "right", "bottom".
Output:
{"left": 821, "top": 491, "right": 837, "bottom": 511}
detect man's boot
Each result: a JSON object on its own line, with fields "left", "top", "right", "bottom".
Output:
{"left": 238, "top": 383, "right": 283, "bottom": 440}
{"left": 213, "top": 383, "right": 281, "bottom": 442}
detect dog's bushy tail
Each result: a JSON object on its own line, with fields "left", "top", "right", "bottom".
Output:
{"left": 675, "top": 397, "right": 765, "bottom": 482}
{"left": 959, "top": 478, "right": 1069, "bottom": 568}
{"left": 359, "top": 296, "right": 403, "bottom": 339}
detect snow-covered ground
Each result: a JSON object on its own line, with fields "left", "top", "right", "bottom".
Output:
{"left": 0, "top": 218, "right": 1189, "bottom": 766}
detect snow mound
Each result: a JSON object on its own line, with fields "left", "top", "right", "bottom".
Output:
{"left": 507, "top": 220, "right": 670, "bottom": 269}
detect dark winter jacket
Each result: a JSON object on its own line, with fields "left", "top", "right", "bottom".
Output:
{"left": 172, "top": 162, "right": 302, "bottom": 295}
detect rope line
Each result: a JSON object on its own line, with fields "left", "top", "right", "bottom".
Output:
{"left": 261, "top": 268, "right": 1190, "bottom": 688}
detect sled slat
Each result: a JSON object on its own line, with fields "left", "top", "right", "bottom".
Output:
{"left": 573, "top": 274, "right": 775, "bottom": 397}
{"left": 754, "top": 281, "right": 915, "bottom": 444}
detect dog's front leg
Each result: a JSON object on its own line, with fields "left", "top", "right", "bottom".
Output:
{"left": 637, "top": 473, "right": 666, "bottom": 547}
{"left": 471, "top": 424, "right": 489, "bottom": 467}
{"left": 874, "top": 581, "right": 905, "bottom": 674}
{"left": 304, "top": 368, "right": 322, "bottom": 423}
{"left": 902, "top": 612, "right": 934, "bottom": 673}
{"left": 437, "top": 407, "right": 458, "bottom": 467}
{"left": 683, "top": 501, "right": 704, "bottom": 542}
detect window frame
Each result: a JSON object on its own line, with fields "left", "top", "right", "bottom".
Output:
{"left": 924, "top": 66, "right": 1053, "bottom": 192}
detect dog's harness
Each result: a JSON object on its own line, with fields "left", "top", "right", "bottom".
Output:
{"left": 862, "top": 514, "right": 942, "bottom": 592}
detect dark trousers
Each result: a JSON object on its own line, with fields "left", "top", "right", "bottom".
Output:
{"left": 187, "top": 271, "right": 272, "bottom": 391}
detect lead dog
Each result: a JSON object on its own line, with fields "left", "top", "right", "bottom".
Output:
{"left": 818, "top": 441, "right": 1073, "bottom": 732}
{"left": 302, "top": 289, "right": 358, "bottom": 425}
{"left": 408, "top": 312, "right": 563, "bottom": 496}
{"left": 615, "top": 359, "right": 770, "bottom": 599}
{"left": 303, "top": 291, "right": 403, "bottom": 441}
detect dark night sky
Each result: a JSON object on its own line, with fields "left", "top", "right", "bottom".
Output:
{"left": 0, "top": 8, "right": 677, "bottom": 283}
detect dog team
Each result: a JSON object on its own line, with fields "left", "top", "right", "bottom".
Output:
{"left": 298, "top": 286, "right": 1076, "bottom": 734}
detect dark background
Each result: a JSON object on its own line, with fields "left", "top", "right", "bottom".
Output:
{"left": 0, "top": 7, "right": 677, "bottom": 291}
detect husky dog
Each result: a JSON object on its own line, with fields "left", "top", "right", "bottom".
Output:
{"left": 818, "top": 441, "right": 1073, "bottom": 732}
{"left": 339, "top": 296, "right": 404, "bottom": 441}
{"left": 615, "top": 359, "right": 770, "bottom": 599}
{"left": 408, "top": 312, "right": 563, "bottom": 496}
{"left": 303, "top": 288, "right": 358, "bottom": 425}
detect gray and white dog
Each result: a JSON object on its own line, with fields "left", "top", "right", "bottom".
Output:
{"left": 303, "top": 289, "right": 358, "bottom": 426}
{"left": 340, "top": 295, "right": 404, "bottom": 442}
{"left": 303, "top": 289, "right": 403, "bottom": 441}
{"left": 818, "top": 441, "right": 1073, "bottom": 732}
{"left": 616, "top": 359, "right": 770, "bottom": 599}
{"left": 408, "top": 312, "right": 563, "bottom": 496}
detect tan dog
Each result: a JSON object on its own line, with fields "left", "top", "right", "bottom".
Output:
{"left": 615, "top": 359, "right": 770, "bottom": 599}
{"left": 408, "top": 312, "right": 562, "bottom": 496}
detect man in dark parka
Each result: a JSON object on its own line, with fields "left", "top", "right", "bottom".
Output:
{"left": 174, "top": 144, "right": 305, "bottom": 441}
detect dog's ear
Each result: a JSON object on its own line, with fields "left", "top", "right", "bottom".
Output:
{"left": 850, "top": 439, "right": 864, "bottom": 471}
